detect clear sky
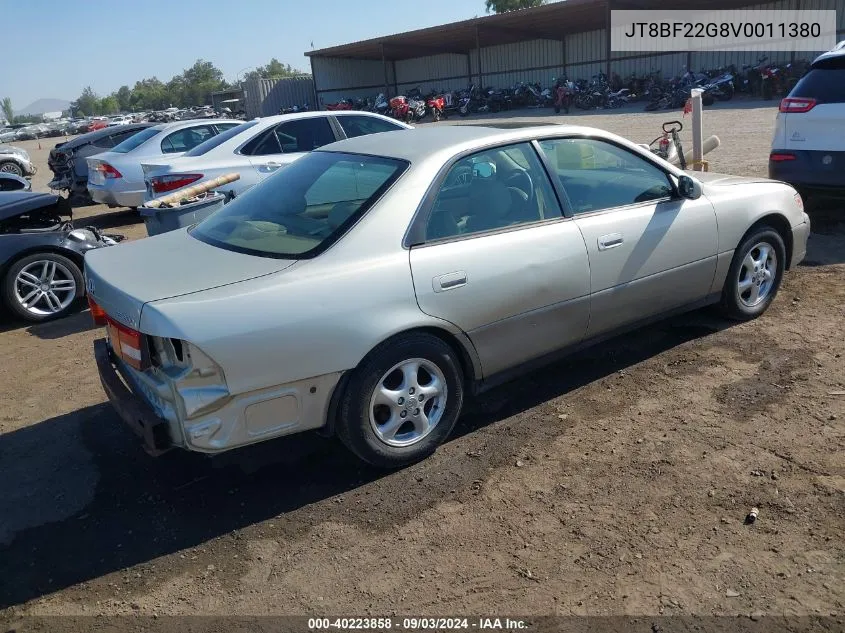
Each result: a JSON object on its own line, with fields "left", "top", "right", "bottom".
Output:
{"left": 4, "top": 0, "right": 489, "bottom": 109}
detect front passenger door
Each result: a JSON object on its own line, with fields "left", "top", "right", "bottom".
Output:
{"left": 537, "top": 137, "right": 718, "bottom": 338}
{"left": 409, "top": 142, "right": 591, "bottom": 379}
{"left": 244, "top": 116, "right": 337, "bottom": 182}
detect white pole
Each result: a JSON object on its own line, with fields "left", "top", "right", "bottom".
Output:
{"left": 690, "top": 88, "right": 704, "bottom": 172}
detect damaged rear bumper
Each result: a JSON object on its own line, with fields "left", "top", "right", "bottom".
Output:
{"left": 94, "top": 338, "right": 172, "bottom": 456}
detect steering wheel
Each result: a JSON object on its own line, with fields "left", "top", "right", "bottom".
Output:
{"left": 505, "top": 169, "right": 535, "bottom": 210}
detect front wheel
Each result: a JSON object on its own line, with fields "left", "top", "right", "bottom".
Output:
{"left": 2, "top": 252, "right": 83, "bottom": 322}
{"left": 336, "top": 333, "right": 465, "bottom": 468}
{"left": 719, "top": 227, "right": 785, "bottom": 321}
{"left": 0, "top": 161, "right": 23, "bottom": 177}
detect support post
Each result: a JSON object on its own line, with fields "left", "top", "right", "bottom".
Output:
{"left": 605, "top": 0, "right": 612, "bottom": 79}
{"left": 381, "top": 43, "right": 390, "bottom": 97}
{"left": 475, "top": 26, "right": 483, "bottom": 88}
{"left": 690, "top": 88, "right": 704, "bottom": 172}
{"left": 466, "top": 52, "right": 472, "bottom": 86}
{"left": 391, "top": 60, "right": 398, "bottom": 96}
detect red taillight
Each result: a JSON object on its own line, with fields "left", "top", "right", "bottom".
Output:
{"left": 106, "top": 316, "right": 147, "bottom": 371}
{"left": 150, "top": 174, "right": 203, "bottom": 194}
{"left": 770, "top": 152, "right": 797, "bottom": 162}
{"left": 95, "top": 162, "right": 122, "bottom": 179}
{"left": 779, "top": 97, "right": 816, "bottom": 113}
{"left": 88, "top": 295, "right": 107, "bottom": 326}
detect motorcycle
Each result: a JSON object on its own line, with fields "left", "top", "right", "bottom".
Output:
{"left": 406, "top": 96, "right": 427, "bottom": 123}
{"left": 389, "top": 96, "right": 409, "bottom": 121}
{"left": 325, "top": 99, "right": 353, "bottom": 111}
{"left": 372, "top": 93, "right": 390, "bottom": 117}
{"left": 426, "top": 94, "right": 448, "bottom": 121}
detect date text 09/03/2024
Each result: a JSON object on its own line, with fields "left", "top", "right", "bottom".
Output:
{"left": 308, "top": 618, "right": 528, "bottom": 630}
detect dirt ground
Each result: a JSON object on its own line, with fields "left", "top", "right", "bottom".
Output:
{"left": 0, "top": 102, "right": 843, "bottom": 625}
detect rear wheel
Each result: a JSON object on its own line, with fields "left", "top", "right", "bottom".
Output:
{"left": 719, "top": 227, "right": 785, "bottom": 321}
{"left": 336, "top": 333, "right": 465, "bottom": 468}
{"left": 0, "top": 161, "right": 23, "bottom": 177}
{"left": 2, "top": 253, "right": 83, "bottom": 322}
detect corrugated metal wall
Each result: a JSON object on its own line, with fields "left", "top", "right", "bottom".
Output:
{"left": 242, "top": 77, "right": 315, "bottom": 118}
{"left": 311, "top": 56, "right": 395, "bottom": 105}
{"left": 310, "top": 0, "right": 845, "bottom": 105}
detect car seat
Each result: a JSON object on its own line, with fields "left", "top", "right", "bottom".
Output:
{"left": 463, "top": 177, "right": 516, "bottom": 233}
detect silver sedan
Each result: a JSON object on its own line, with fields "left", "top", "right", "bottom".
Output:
{"left": 85, "top": 125, "right": 810, "bottom": 468}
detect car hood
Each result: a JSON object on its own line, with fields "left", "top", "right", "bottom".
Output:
{"left": 84, "top": 228, "right": 295, "bottom": 329}
{"left": 0, "top": 192, "right": 69, "bottom": 221}
{"left": 691, "top": 172, "right": 776, "bottom": 186}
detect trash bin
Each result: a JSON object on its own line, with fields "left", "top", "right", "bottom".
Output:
{"left": 139, "top": 192, "right": 226, "bottom": 237}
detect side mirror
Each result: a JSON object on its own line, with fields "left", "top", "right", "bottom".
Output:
{"left": 677, "top": 174, "right": 702, "bottom": 200}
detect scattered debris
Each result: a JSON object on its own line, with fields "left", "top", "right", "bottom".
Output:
{"left": 745, "top": 507, "right": 759, "bottom": 525}
{"left": 750, "top": 469, "right": 766, "bottom": 477}
{"left": 827, "top": 390, "right": 845, "bottom": 396}
{"left": 558, "top": 414, "right": 569, "bottom": 420}
{"left": 726, "top": 589, "right": 741, "bottom": 598}
{"left": 515, "top": 460, "right": 525, "bottom": 467}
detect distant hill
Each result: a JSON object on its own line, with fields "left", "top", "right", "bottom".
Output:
{"left": 15, "top": 98, "right": 72, "bottom": 116}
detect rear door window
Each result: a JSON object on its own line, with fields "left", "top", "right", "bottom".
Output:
{"left": 161, "top": 125, "right": 216, "bottom": 153}
{"left": 337, "top": 115, "right": 406, "bottom": 138}
{"left": 790, "top": 67, "right": 845, "bottom": 103}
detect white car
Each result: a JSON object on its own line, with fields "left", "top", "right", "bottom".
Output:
{"left": 140, "top": 111, "right": 412, "bottom": 202}
{"left": 86, "top": 119, "right": 241, "bottom": 209}
{"left": 108, "top": 115, "right": 133, "bottom": 127}
{"left": 769, "top": 42, "right": 845, "bottom": 208}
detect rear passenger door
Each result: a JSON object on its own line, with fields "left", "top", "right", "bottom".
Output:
{"left": 243, "top": 116, "right": 337, "bottom": 183}
{"left": 537, "top": 137, "right": 718, "bottom": 338}
{"left": 408, "top": 141, "right": 591, "bottom": 379}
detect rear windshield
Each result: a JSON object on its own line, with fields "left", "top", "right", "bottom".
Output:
{"left": 111, "top": 127, "right": 161, "bottom": 153}
{"left": 191, "top": 151, "right": 407, "bottom": 259}
{"left": 183, "top": 120, "right": 258, "bottom": 157}
{"left": 790, "top": 67, "right": 845, "bottom": 103}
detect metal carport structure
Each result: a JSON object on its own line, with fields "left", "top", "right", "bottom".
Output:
{"left": 305, "top": 0, "right": 845, "bottom": 106}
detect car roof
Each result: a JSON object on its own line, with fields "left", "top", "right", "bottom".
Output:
{"left": 812, "top": 40, "right": 845, "bottom": 67}
{"left": 315, "top": 124, "right": 606, "bottom": 164}
{"left": 63, "top": 123, "right": 155, "bottom": 147}
{"left": 153, "top": 118, "right": 241, "bottom": 132}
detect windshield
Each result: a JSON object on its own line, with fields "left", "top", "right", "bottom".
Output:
{"left": 191, "top": 151, "right": 407, "bottom": 259}
{"left": 183, "top": 120, "right": 258, "bottom": 157}
{"left": 111, "top": 126, "right": 161, "bottom": 153}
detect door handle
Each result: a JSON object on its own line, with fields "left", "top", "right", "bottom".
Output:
{"left": 598, "top": 233, "right": 623, "bottom": 251}
{"left": 432, "top": 271, "right": 467, "bottom": 293}
{"left": 264, "top": 161, "right": 282, "bottom": 171}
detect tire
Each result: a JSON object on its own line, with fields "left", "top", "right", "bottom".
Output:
{"left": 336, "top": 332, "right": 465, "bottom": 469}
{"left": 719, "top": 227, "right": 786, "bottom": 321}
{"left": 702, "top": 93, "right": 715, "bottom": 106}
{"left": 644, "top": 101, "right": 660, "bottom": 111}
{"left": 0, "top": 161, "right": 23, "bottom": 177}
{"left": 2, "top": 252, "right": 83, "bottom": 322}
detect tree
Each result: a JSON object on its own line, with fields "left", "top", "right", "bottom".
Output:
{"left": 243, "top": 58, "right": 307, "bottom": 82}
{"left": 485, "top": 0, "right": 544, "bottom": 13}
{"left": 116, "top": 85, "right": 132, "bottom": 111}
{"left": 99, "top": 96, "right": 120, "bottom": 114}
{"left": 1, "top": 97, "right": 13, "bottom": 123}
{"left": 76, "top": 86, "right": 101, "bottom": 116}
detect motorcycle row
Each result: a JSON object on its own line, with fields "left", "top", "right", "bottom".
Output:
{"left": 317, "top": 57, "right": 809, "bottom": 121}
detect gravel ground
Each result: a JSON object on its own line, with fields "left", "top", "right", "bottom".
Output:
{"left": 1, "top": 101, "right": 843, "bottom": 625}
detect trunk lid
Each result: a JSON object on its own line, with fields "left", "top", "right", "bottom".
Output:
{"left": 84, "top": 228, "right": 295, "bottom": 329}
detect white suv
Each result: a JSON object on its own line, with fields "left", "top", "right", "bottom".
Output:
{"left": 769, "top": 42, "right": 845, "bottom": 208}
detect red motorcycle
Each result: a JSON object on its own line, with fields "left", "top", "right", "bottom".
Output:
{"left": 426, "top": 94, "right": 448, "bottom": 122}
{"left": 325, "top": 99, "right": 353, "bottom": 111}
{"left": 389, "top": 96, "right": 409, "bottom": 121}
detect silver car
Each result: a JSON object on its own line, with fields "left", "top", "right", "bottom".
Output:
{"left": 86, "top": 119, "right": 241, "bottom": 209}
{"left": 0, "top": 144, "right": 36, "bottom": 178}
{"left": 85, "top": 125, "right": 810, "bottom": 468}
